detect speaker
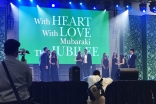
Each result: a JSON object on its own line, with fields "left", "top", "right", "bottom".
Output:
{"left": 69, "top": 66, "right": 80, "bottom": 81}
{"left": 120, "top": 68, "right": 139, "bottom": 80}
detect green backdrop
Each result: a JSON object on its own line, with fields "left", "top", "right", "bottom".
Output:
{"left": 19, "top": 6, "right": 109, "bottom": 64}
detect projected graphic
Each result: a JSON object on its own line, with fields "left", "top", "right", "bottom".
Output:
{"left": 19, "top": 6, "right": 109, "bottom": 64}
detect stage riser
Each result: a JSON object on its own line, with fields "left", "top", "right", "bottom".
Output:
{"left": 29, "top": 81, "right": 156, "bottom": 104}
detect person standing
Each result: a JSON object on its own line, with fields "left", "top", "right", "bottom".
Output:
{"left": 118, "top": 54, "right": 128, "bottom": 68}
{"left": 39, "top": 47, "right": 49, "bottom": 82}
{"left": 111, "top": 52, "right": 118, "bottom": 79}
{"left": 102, "top": 53, "right": 109, "bottom": 78}
{"left": 0, "top": 39, "right": 32, "bottom": 103}
{"left": 128, "top": 49, "right": 137, "bottom": 68}
{"left": 47, "top": 50, "right": 51, "bottom": 82}
{"left": 49, "top": 51, "right": 59, "bottom": 81}
{"left": 75, "top": 51, "right": 83, "bottom": 80}
{"left": 83, "top": 49, "right": 92, "bottom": 77}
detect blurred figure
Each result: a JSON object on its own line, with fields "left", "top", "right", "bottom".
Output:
{"left": 83, "top": 49, "right": 92, "bottom": 77}
{"left": 0, "top": 39, "right": 32, "bottom": 103}
{"left": 83, "top": 70, "right": 113, "bottom": 104}
{"left": 47, "top": 50, "right": 51, "bottom": 82}
{"left": 128, "top": 49, "right": 137, "bottom": 68}
{"left": 39, "top": 47, "right": 49, "bottom": 82}
{"left": 101, "top": 53, "right": 109, "bottom": 78}
{"left": 75, "top": 51, "right": 83, "bottom": 80}
{"left": 49, "top": 51, "right": 59, "bottom": 81}
{"left": 118, "top": 54, "right": 128, "bottom": 68}
{"left": 111, "top": 52, "right": 118, "bottom": 79}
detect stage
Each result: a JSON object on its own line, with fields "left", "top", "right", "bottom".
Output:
{"left": 29, "top": 81, "right": 156, "bottom": 104}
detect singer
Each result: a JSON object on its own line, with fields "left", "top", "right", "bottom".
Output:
{"left": 128, "top": 49, "right": 137, "bottom": 68}
{"left": 101, "top": 53, "right": 109, "bottom": 78}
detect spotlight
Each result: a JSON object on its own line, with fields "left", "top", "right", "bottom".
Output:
{"left": 30, "top": 0, "right": 33, "bottom": 2}
{"left": 116, "top": 5, "right": 119, "bottom": 8}
{"left": 143, "top": 10, "right": 146, "bottom": 13}
{"left": 124, "top": 1, "right": 132, "bottom": 10}
{"left": 80, "top": 3, "right": 82, "bottom": 5}
{"left": 18, "top": 0, "right": 21, "bottom": 2}
{"left": 69, "top": 2, "right": 72, "bottom": 4}
{"left": 52, "top": 4, "right": 55, "bottom": 7}
{"left": 114, "top": 0, "right": 120, "bottom": 8}
{"left": 93, "top": 7, "right": 96, "bottom": 10}
{"left": 139, "top": 3, "right": 147, "bottom": 13}
{"left": 37, "top": 5, "right": 39, "bottom": 7}
{"left": 149, "top": 2, "right": 156, "bottom": 13}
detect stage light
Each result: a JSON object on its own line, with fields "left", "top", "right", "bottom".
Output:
{"left": 30, "top": 0, "right": 33, "bottom": 2}
{"left": 80, "top": 3, "right": 82, "bottom": 5}
{"left": 149, "top": 2, "right": 156, "bottom": 13}
{"left": 52, "top": 4, "right": 55, "bottom": 7}
{"left": 37, "top": 5, "right": 39, "bottom": 7}
{"left": 114, "top": 1, "right": 120, "bottom": 8}
{"left": 69, "top": 2, "right": 72, "bottom": 4}
{"left": 93, "top": 7, "right": 96, "bottom": 10}
{"left": 139, "top": 3, "right": 147, "bottom": 13}
{"left": 18, "top": 0, "right": 21, "bottom": 2}
{"left": 124, "top": 1, "right": 132, "bottom": 10}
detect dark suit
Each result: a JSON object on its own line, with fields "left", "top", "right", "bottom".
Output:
{"left": 83, "top": 54, "right": 92, "bottom": 77}
{"left": 128, "top": 54, "right": 137, "bottom": 68}
{"left": 39, "top": 52, "right": 49, "bottom": 82}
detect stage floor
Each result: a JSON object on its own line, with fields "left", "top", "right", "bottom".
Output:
{"left": 29, "top": 81, "right": 156, "bottom": 104}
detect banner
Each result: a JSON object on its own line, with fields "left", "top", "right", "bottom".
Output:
{"left": 19, "top": 6, "right": 109, "bottom": 64}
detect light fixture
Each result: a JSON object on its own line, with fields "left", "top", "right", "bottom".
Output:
{"left": 52, "top": 4, "right": 55, "bottom": 7}
{"left": 124, "top": 1, "right": 132, "bottom": 10}
{"left": 114, "top": 0, "right": 120, "bottom": 8}
{"left": 139, "top": 3, "right": 147, "bottom": 13}
{"left": 149, "top": 1, "right": 156, "bottom": 13}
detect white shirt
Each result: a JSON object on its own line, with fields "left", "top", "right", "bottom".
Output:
{"left": 130, "top": 53, "right": 134, "bottom": 58}
{"left": 0, "top": 56, "right": 32, "bottom": 102}
{"left": 85, "top": 75, "right": 113, "bottom": 91}
{"left": 84, "top": 54, "right": 87, "bottom": 63}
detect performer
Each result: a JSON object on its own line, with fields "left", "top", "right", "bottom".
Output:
{"left": 128, "top": 49, "right": 137, "bottom": 68}
{"left": 118, "top": 54, "right": 128, "bottom": 68}
{"left": 75, "top": 51, "right": 83, "bottom": 80}
{"left": 101, "top": 53, "right": 109, "bottom": 78}
{"left": 111, "top": 52, "right": 118, "bottom": 79}
{"left": 49, "top": 51, "right": 59, "bottom": 81}
{"left": 47, "top": 50, "right": 51, "bottom": 82}
{"left": 39, "top": 47, "right": 49, "bottom": 82}
{"left": 83, "top": 49, "right": 92, "bottom": 77}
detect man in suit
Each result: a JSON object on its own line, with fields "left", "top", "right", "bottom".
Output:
{"left": 39, "top": 47, "right": 49, "bottom": 82}
{"left": 47, "top": 50, "right": 51, "bottom": 82}
{"left": 83, "top": 49, "right": 92, "bottom": 77}
{"left": 128, "top": 49, "right": 137, "bottom": 68}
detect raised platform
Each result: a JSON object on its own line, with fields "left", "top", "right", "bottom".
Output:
{"left": 29, "top": 81, "right": 156, "bottom": 104}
